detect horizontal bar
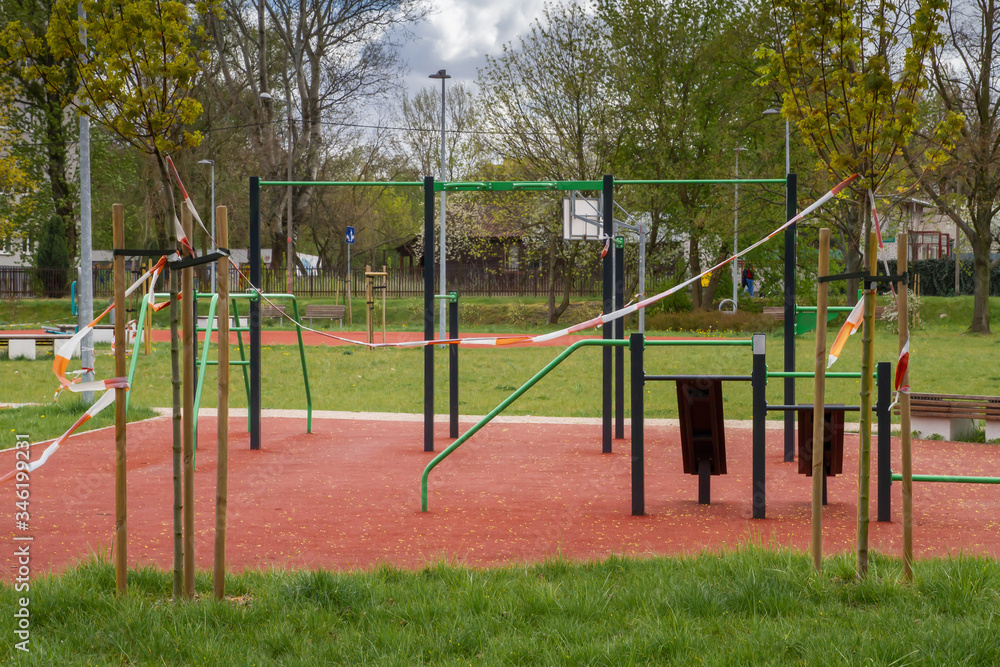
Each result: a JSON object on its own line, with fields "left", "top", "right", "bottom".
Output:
{"left": 205, "top": 360, "right": 250, "bottom": 366}
{"left": 618, "top": 178, "right": 786, "bottom": 185}
{"left": 766, "top": 404, "right": 861, "bottom": 412}
{"left": 796, "top": 306, "right": 855, "bottom": 313}
{"left": 437, "top": 180, "right": 602, "bottom": 192}
{"left": 646, "top": 374, "right": 752, "bottom": 382}
{"left": 892, "top": 473, "right": 1000, "bottom": 485}
{"left": 260, "top": 180, "right": 422, "bottom": 187}
{"left": 646, "top": 339, "right": 753, "bottom": 347}
{"left": 767, "top": 371, "right": 863, "bottom": 378}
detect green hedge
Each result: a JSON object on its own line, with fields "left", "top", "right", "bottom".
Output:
{"left": 883, "top": 257, "right": 1000, "bottom": 297}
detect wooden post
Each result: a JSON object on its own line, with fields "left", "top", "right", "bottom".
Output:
{"left": 898, "top": 233, "right": 913, "bottom": 580}
{"left": 144, "top": 259, "right": 152, "bottom": 355}
{"left": 181, "top": 204, "right": 195, "bottom": 598}
{"left": 856, "top": 231, "right": 878, "bottom": 578}
{"left": 112, "top": 204, "right": 128, "bottom": 594}
{"left": 365, "top": 264, "right": 373, "bottom": 344}
{"left": 811, "top": 229, "right": 830, "bottom": 571}
{"left": 381, "top": 265, "right": 387, "bottom": 345}
{"left": 214, "top": 206, "right": 229, "bottom": 600}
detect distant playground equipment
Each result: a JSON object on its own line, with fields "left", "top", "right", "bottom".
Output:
{"left": 364, "top": 265, "right": 387, "bottom": 345}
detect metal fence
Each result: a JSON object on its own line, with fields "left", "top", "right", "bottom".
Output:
{"left": 1, "top": 266, "right": 605, "bottom": 299}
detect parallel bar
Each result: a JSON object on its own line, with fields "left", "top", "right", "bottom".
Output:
{"left": 646, "top": 339, "right": 753, "bottom": 347}
{"left": 249, "top": 177, "right": 261, "bottom": 450}
{"left": 752, "top": 334, "right": 767, "bottom": 519}
{"left": 876, "top": 362, "right": 891, "bottom": 522}
{"left": 261, "top": 180, "right": 422, "bottom": 187}
{"left": 615, "top": 240, "right": 624, "bottom": 440}
{"left": 892, "top": 474, "right": 1000, "bottom": 484}
{"left": 766, "top": 404, "right": 861, "bottom": 412}
{"left": 618, "top": 178, "right": 786, "bottom": 185}
{"left": 424, "top": 176, "right": 435, "bottom": 452}
{"left": 784, "top": 172, "right": 798, "bottom": 463}
{"left": 602, "top": 175, "right": 613, "bottom": 453}
{"left": 630, "top": 333, "right": 644, "bottom": 516}
{"left": 768, "top": 371, "right": 863, "bottom": 378}
{"left": 646, "top": 375, "right": 752, "bottom": 382}
{"left": 449, "top": 294, "right": 459, "bottom": 438}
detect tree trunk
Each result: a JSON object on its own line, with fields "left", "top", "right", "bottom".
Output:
{"left": 44, "top": 88, "right": 77, "bottom": 266}
{"left": 856, "top": 220, "right": 875, "bottom": 580}
{"left": 550, "top": 245, "right": 577, "bottom": 324}
{"left": 969, "top": 230, "right": 992, "bottom": 334}
{"left": 546, "top": 232, "right": 558, "bottom": 323}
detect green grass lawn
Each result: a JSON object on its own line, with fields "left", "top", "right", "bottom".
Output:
{"left": 3, "top": 307, "right": 999, "bottom": 445}
{"left": 2, "top": 549, "right": 999, "bottom": 665}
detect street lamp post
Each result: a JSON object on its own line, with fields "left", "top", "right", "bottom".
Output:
{"left": 198, "top": 159, "right": 215, "bottom": 292}
{"left": 429, "top": 69, "right": 450, "bottom": 340}
{"left": 260, "top": 91, "right": 294, "bottom": 294}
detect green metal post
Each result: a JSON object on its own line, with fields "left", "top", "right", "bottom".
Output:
{"left": 289, "top": 296, "right": 312, "bottom": 433}
{"left": 192, "top": 294, "right": 220, "bottom": 458}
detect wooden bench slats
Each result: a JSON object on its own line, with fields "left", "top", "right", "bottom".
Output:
{"left": 895, "top": 392, "right": 1000, "bottom": 422}
{"left": 261, "top": 304, "right": 287, "bottom": 318}
{"left": 304, "top": 304, "right": 346, "bottom": 328}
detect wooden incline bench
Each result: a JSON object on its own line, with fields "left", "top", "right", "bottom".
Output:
{"left": 305, "top": 304, "right": 346, "bottom": 328}
{"left": 896, "top": 393, "right": 1000, "bottom": 441}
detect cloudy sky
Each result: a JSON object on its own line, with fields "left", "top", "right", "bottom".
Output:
{"left": 396, "top": 0, "right": 550, "bottom": 95}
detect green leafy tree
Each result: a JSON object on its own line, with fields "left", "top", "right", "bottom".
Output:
{"left": 759, "top": 0, "right": 950, "bottom": 577}
{"left": 477, "top": 2, "right": 621, "bottom": 323}
{"left": 600, "top": 0, "right": 777, "bottom": 309}
{"left": 0, "top": 0, "right": 79, "bottom": 260}
{"left": 34, "top": 213, "right": 70, "bottom": 296}
{"left": 903, "top": 0, "right": 1000, "bottom": 334}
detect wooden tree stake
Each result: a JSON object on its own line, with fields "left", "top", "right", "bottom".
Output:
{"left": 214, "top": 206, "right": 229, "bottom": 600}
{"left": 112, "top": 203, "right": 128, "bottom": 594}
{"left": 811, "top": 228, "right": 830, "bottom": 571}
{"left": 181, "top": 204, "right": 195, "bottom": 598}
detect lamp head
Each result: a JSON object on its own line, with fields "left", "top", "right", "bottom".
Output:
{"left": 428, "top": 69, "right": 451, "bottom": 80}
{"left": 762, "top": 108, "right": 780, "bottom": 116}
{"left": 198, "top": 159, "right": 214, "bottom": 166}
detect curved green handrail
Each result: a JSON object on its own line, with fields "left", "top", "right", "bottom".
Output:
{"left": 420, "top": 338, "right": 625, "bottom": 512}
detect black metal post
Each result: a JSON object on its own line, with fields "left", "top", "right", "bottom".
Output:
{"left": 449, "top": 292, "right": 459, "bottom": 439}
{"left": 424, "top": 176, "right": 435, "bottom": 452}
{"left": 630, "top": 333, "right": 644, "bottom": 516}
{"left": 615, "top": 240, "right": 625, "bottom": 440}
{"left": 249, "top": 177, "right": 261, "bottom": 451}
{"left": 698, "top": 460, "right": 711, "bottom": 505}
{"left": 784, "top": 173, "right": 798, "bottom": 462}
{"left": 877, "top": 361, "right": 891, "bottom": 522}
{"left": 602, "top": 175, "right": 613, "bottom": 453}
{"left": 752, "top": 333, "right": 766, "bottom": 518}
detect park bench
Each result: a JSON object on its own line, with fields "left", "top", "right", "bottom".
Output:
{"left": 763, "top": 305, "right": 885, "bottom": 321}
{"left": 0, "top": 332, "right": 77, "bottom": 360}
{"left": 305, "top": 304, "right": 346, "bottom": 328}
{"left": 260, "top": 304, "right": 287, "bottom": 320}
{"left": 895, "top": 393, "right": 1000, "bottom": 441}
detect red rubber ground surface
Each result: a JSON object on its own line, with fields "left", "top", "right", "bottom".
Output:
{"left": 3, "top": 415, "right": 999, "bottom": 578}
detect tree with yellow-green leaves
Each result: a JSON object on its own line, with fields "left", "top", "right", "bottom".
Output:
{"left": 0, "top": 86, "right": 36, "bottom": 244}
{"left": 28, "top": 0, "right": 218, "bottom": 599}
{"left": 758, "top": 0, "right": 958, "bottom": 578}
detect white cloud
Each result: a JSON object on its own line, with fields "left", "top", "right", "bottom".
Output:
{"left": 398, "top": 0, "right": 549, "bottom": 92}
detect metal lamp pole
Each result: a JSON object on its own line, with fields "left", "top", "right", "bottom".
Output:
{"left": 198, "top": 159, "right": 215, "bottom": 292}
{"left": 429, "top": 69, "right": 450, "bottom": 340}
{"left": 259, "top": 91, "right": 294, "bottom": 294}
